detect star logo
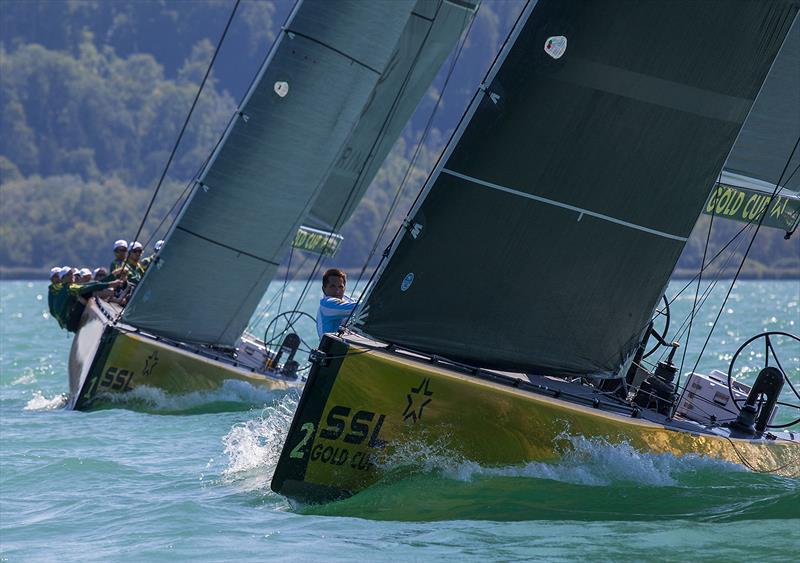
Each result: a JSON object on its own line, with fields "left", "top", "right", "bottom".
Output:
{"left": 403, "top": 378, "right": 433, "bottom": 423}
{"left": 142, "top": 350, "right": 159, "bottom": 378}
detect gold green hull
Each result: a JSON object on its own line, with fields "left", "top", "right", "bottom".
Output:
{"left": 68, "top": 299, "right": 292, "bottom": 411}
{"left": 272, "top": 335, "right": 800, "bottom": 503}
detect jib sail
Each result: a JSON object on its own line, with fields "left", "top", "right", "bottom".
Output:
{"left": 723, "top": 17, "right": 799, "bottom": 194}
{"left": 353, "top": 0, "right": 798, "bottom": 377}
{"left": 122, "top": 0, "right": 475, "bottom": 345}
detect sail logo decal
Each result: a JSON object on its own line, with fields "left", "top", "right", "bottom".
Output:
{"left": 274, "top": 81, "right": 289, "bottom": 97}
{"left": 292, "top": 226, "right": 343, "bottom": 257}
{"left": 401, "top": 273, "right": 414, "bottom": 292}
{"left": 403, "top": 378, "right": 433, "bottom": 423}
{"left": 544, "top": 36, "right": 567, "bottom": 59}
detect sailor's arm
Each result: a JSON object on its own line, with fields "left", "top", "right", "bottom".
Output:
{"left": 69, "top": 279, "right": 123, "bottom": 296}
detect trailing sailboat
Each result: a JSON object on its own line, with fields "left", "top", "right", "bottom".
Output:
{"left": 272, "top": 0, "right": 800, "bottom": 502}
{"left": 67, "top": 0, "right": 479, "bottom": 410}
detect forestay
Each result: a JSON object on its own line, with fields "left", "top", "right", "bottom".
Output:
{"left": 123, "top": 0, "right": 422, "bottom": 345}
{"left": 353, "top": 0, "right": 798, "bottom": 378}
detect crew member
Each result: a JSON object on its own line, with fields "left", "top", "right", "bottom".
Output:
{"left": 141, "top": 239, "right": 163, "bottom": 271}
{"left": 125, "top": 241, "right": 145, "bottom": 284}
{"left": 110, "top": 239, "right": 128, "bottom": 277}
{"left": 47, "top": 267, "right": 62, "bottom": 322}
{"left": 56, "top": 269, "right": 123, "bottom": 332}
{"left": 316, "top": 268, "right": 357, "bottom": 338}
{"left": 78, "top": 268, "right": 93, "bottom": 283}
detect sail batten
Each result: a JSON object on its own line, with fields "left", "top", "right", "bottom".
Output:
{"left": 441, "top": 168, "right": 689, "bottom": 242}
{"left": 354, "top": 0, "right": 798, "bottom": 377}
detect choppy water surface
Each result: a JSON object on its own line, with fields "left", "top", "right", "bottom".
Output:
{"left": 1, "top": 280, "right": 798, "bottom": 561}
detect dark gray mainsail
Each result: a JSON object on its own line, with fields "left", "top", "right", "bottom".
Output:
{"left": 353, "top": 0, "right": 798, "bottom": 378}
{"left": 122, "top": 0, "right": 475, "bottom": 345}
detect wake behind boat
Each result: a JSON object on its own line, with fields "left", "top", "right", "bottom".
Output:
{"left": 272, "top": 0, "right": 800, "bottom": 502}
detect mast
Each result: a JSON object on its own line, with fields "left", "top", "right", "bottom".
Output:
{"left": 353, "top": 0, "right": 798, "bottom": 378}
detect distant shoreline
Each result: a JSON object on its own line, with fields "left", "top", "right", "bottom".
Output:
{"left": 3, "top": 267, "right": 798, "bottom": 282}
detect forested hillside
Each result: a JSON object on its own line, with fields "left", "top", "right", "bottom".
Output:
{"left": 1, "top": 0, "right": 797, "bottom": 279}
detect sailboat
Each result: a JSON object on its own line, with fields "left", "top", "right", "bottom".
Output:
{"left": 66, "top": 0, "right": 479, "bottom": 411}
{"left": 271, "top": 0, "right": 800, "bottom": 503}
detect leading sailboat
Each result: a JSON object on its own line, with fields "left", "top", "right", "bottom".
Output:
{"left": 66, "top": 0, "right": 479, "bottom": 410}
{"left": 272, "top": 0, "right": 800, "bottom": 502}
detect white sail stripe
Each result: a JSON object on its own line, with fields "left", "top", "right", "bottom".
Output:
{"left": 442, "top": 168, "right": 689, "bottom": 242}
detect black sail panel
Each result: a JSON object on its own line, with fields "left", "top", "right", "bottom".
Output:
{"left": 355, "top": 0, "right": 798, "bottom": 377}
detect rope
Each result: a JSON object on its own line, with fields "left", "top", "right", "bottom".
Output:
{"left": 689, "top": 135, "right": 800, "bottom": 377}
{"left": 129, "top": 0, "right": 241, "bottom": 248}
{"left": 675, "top": 174, "right": 720, "bottom": 396}
{"left": 654, "top": 231, "right": 747, "bottom": 366}
{"left": 722, "top": 435, "right": 797, "bottom": 475}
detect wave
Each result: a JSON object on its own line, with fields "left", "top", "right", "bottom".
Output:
{"left": 214, "top": 400, "right": 797, "bottom": 521}
{"left": 12, "top": 373, "right": 37, "bottom": 385}
{"left": 90, "top": 379, "right": 290, "bottom": 414}
{"left": 376, "top": 432, "right": 746, "bottom": 488}
{"left": 23, "top": 391, "right": 68, "bottom": 410}
{"left": 215, "top": 393, "right": 299, "bottom": 496}
{"left": 222, "top": 393, "right": 299, "bottom": 476}
{"left": 300, "top": 435, "right": 797, "bottom": 522}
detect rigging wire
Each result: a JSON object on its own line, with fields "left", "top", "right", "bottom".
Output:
{"left": 267, "top": 246, "right": 295, "bottom": 345}
{"left": 128, "top": 0, "right": 242, "bottom": 249}
{"left": 346, "top": 0, "right": 534, "bottom": 331}
{"left": 663, "top": 220, "right": 756, "bottom": 310}
{"left": 137, "top": 157, "right": 210, "bottom": 251}
{"left": 282, "top": 2, "right": 478, "bottom": 333}
{"left": 648, "top": 225, "right": 752, "bottom": 369}
{"left": 688, "top": 135, "right": 800, "bottom": 379}
{"left": 675, "top": 173, "right": 720, "bottom": 394}
{"left": 349, "top": 8, "right": 479, "bottom": 297}
{"left": 631, "top": 176, "right": 788, "bottom": 372}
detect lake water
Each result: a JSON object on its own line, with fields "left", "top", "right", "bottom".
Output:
{"left": 1, "top": 279, "right": 798, "bottom": 561}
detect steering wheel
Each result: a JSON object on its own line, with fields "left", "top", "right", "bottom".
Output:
{"left": 727, "top": 331, "right": 800, "bottom": 429}
{"left": 643, "top": 295, "right": 671, "bottom": 359}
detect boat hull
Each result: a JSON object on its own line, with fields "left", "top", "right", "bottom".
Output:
{"left": 67, "top": 299, "right": 292, "bottom": 411}
{"left": 271, "top": 335, "right": 800, "bottom": 503}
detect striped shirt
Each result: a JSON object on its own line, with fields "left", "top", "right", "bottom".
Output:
{"left": 317, "top": 296, "right": 357, "bottom": 337}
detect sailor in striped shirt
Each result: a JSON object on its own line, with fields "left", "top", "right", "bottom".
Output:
{"left": 316, "top": 268, "right": 357, "bottom": 338}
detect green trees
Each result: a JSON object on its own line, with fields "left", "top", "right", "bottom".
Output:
{"left": 0, "top": 174, "right": 186, "bottom": 271}
{"left": 0, "top": 1, "right": 796, "bottom": 277}
{"left": 0, "top": 37, "right": 233, "bottom": 187}
{"left": 0, "top": 30, "right": 233, "bottom": 273}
